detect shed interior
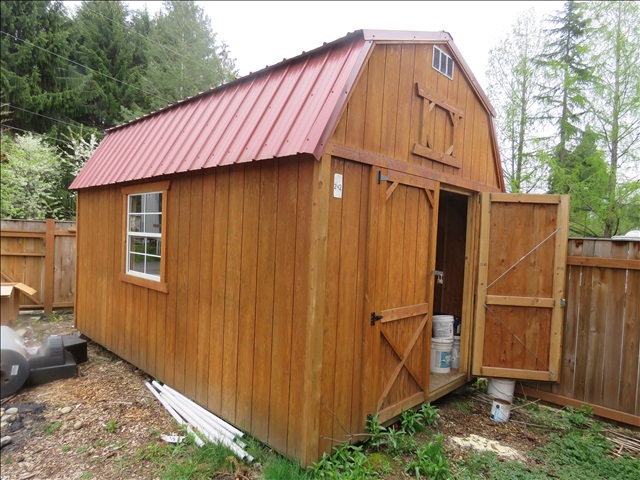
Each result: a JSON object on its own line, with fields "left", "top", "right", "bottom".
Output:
{"left": 430, "top": 190, "right": 470, "bottom": 394}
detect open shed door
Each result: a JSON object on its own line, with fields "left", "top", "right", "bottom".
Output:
{"left": 472, "top": 193, "right": 569, "bottom": 382}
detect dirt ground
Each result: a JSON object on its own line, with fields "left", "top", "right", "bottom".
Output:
{"left": 1, "top": 312, "right": 637, "bottom": 480}
{"left": 1, "top": 312, "right": 175, "bottom": 480}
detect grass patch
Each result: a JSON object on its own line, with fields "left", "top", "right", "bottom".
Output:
{"left": 262, "top": 455, "right": 313, "bottom": 479}
{"left": 453, "top": 400, "right": 474, "bottom": 414}
{"left": 137, "top": 435, "right": 242, "bottom": 480}
{"left": 44, "top": 420, "right": 63, "bottom": 435}
{"left": 104, "top": 419, "right": 119, "bottom": 433}
{"left": 455, "top": 407, "right": 639, "bottom": 480}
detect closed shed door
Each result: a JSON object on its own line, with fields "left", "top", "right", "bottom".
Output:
{"left": 472, "top": 193, "right": 570, "bottom": 382}
{"left": 364, "top": 169, "right": 439, "bottom": 423}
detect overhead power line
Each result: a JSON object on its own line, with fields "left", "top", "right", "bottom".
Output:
{"left": 83, "top": 3, "right": 220, "bottom": 78}
{"left": 0, "top": 30, "right": 171, "bottom": 105}
{"left": 7, "top": 104, "right": 86, "bottom": 130}
{"left": 1, "top": 123, "right": 73, "bottom": 147}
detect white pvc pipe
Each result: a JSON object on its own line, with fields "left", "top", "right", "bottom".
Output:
{"left": 145, "top": 382, "right": 205, "bottom": 447}
{"left": 151, "top": 382, "right": 241, "bottom": 444}
{"left": 152, "top": 386, "right": 252, "bottom": 461}
{"left": 156, "top": 382, "right": 244, "bottom": 438}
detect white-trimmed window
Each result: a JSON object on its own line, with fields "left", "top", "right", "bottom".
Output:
{"left": 127, "top": 192, "right": 162, "bottom": 279}
{"left": 432, "top": 46, "right": 454, "bottom": 80}
{"left": 121, "top": 181, "right": 169, "bottom": 292}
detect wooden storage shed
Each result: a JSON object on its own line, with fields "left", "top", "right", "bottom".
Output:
{"left": 71, "top": 30, "right": 570, "bottom": 465}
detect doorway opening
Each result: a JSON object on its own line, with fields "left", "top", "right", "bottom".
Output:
{"left": 429, "top": 190, "right": 470, "bottom": 394}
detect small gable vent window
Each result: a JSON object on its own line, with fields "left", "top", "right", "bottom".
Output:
{"left": 432, "top": 46, "right": 454, "bottom": 80}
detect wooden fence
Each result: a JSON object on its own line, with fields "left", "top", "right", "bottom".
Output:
{"left": 523, "top": 238, "right": 640, "bottom": 426}
{"left": 1, "top": 219, "right": 76, "bottom": 313}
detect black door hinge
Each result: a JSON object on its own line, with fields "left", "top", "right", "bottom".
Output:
{"left": 377, "top": 171, "right": 390, "bottom": 184}
{"left": 371, "top": 312, "right": 383, "bottom": 325}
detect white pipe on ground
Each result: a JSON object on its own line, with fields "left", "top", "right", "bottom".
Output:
{"left": 150, "top": 381, "right": 241, "bottom": 444}
{"left": 151, "top": 385, "right": 253, "bottom": 461}
{"left": 144, "top": 381, "right": 205, "bottom": 447}
{"left": 156, "top": 381, "right": 244, "bottom": 438}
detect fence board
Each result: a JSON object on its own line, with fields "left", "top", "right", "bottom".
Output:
{"left": 1, "top": 219, "right": 76, "bottom": 312}
{"left": 524, "top": 238, "right": 640, "bottom": 424}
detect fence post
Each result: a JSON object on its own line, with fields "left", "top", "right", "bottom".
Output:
{"left": 44, "top": 218, "right": 55, "bottom": 314}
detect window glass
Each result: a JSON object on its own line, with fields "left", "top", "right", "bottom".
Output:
{"left": 126, "top": 191, "right": 163, "bottom": 280}
{"left": 432, "top": 46, "right": 454, "bottom": 80}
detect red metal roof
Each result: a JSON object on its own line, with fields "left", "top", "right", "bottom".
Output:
{"left": 71, "top": 30, "right": 494, "bottom": 189}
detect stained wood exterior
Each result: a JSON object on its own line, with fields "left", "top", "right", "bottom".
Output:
{"left": 75, "top": 33, "right": 569, "bottom": 465}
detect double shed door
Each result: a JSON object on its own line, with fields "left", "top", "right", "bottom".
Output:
{"left": 363, "top": 180, "right": 570, "bottom": 422}
{"left": 364, "top": 168, "right": 439, "bottom": 423}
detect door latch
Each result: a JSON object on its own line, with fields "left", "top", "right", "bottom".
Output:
{"left": 370, "top": 312, "right": 383, "bottom": 325}
{"left": 432, "top": 269, "right": 444, "bottom": 284}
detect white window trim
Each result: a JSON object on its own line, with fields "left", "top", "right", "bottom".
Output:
{"left": 126, "top": 190, "right": 163, "bottom": 281}
{"left": 432, "top": 46, "right": 454, "bottom": 80}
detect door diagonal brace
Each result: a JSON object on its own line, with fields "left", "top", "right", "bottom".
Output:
{"left": 376, "top": 314, "right": 428, "bottom": 412}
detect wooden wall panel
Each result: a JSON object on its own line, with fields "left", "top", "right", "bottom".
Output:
{"left": 317, "top": 158, "right": 371, "bottom": 456}
{"left": 75, "top": 156, "right": 315, "bottom": 463}
{"left": 331, "top": 43, "right": 500, "bottom": 191}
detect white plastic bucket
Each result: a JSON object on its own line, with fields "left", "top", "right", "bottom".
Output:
{"left": 430, "top": 337, "right": 453, "bottom": 374}
{"left": 432, "top": 315, "right": 454, "bottom": 340}
{"left": 488, "top": 378, "right": 516, "bottom": 403}
{"left": 491, "top": 399, "right": 512, "bottom": 422}
{"left": 451, "top": 335, "right": 461, "bottom": 369}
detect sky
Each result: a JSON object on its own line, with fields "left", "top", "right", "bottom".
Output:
{"left": 119, "top": 0, "right": 565, "bottom": 90}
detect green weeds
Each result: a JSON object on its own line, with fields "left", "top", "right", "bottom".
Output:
{"left": 404, "top": 434, "right": 450, "bottom": 480}
{"left": 44, "top": 420, "right": 63, "bottom": 435}
{"left": 104, "top": 419, "right": 119, "bottom": 433}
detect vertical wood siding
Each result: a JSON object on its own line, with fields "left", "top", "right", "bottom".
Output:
{"left": 75, "top": 156, "right": 315, "bottom": 460}
{"left": 331, "top": 43, "right": 501, "bottom": 189}
{"left": 314, "top": 156, "right": 370, "bottom": 456}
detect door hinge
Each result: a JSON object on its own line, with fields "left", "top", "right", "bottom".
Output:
{"left": 370, "top": 312, "right": 383, "bottom": 325}
{"left": 560, "top": 298, "right": 566, "bottom": 308}
{"left": 377, "top": 171, "right": 390, "bottom": 184}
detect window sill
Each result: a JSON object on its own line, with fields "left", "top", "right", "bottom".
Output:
{"left": 120, "top": 272, "right": 168, "bottom": 293}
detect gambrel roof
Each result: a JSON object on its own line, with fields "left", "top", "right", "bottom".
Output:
{"left": 71, "top": 30, "right": 495, "bottom": 189}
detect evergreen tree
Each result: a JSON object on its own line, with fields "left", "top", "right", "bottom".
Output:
{"left": 487, "top": 9, "right": 547, "bottom": 193}
{"left": 0, "top": 1, "right": 88, "bottom": 135}
{"left": 536, "top": 1, "right": 593, "bottom": 193}
{"left": 69, "top": 0, "right": 157, "bottom": 128}
{"left": 549, "top": 127, "right": 609, "bottom": 236}
{"left": 141, "top": 0, "right": 237, "bottom": 109}
{"left": 585, "top": 0, "right": 640, "bottom": 237}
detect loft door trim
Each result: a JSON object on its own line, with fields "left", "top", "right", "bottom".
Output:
{"left": 412, "top": 82, "right": 463, "bottom": 169}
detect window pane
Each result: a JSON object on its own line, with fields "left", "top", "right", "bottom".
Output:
{"left": 146, "top": 255, "right": 161, "bottom": 276}
{"left": 129, "top": 195, "right": 143, "bottom": 213}
{"left": 146, "top": 238, "right": 161, "bottom": 255}
{"left": 144, "top": 213, "right": 162, "bottom": 234}
{"left": 129, "top": 214, "right": 143, "bottom": 232}
{"left": 129, "top": 253, "right": 145, "bottom": 273}
{"left": 145, "top": 193, "right": 162, "bottom": 213}
{"left": 131, "top": 236, "right": 146, "bottom": 253}
{"left": 447, "top": 58, "right": 453, "bottom": 78}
